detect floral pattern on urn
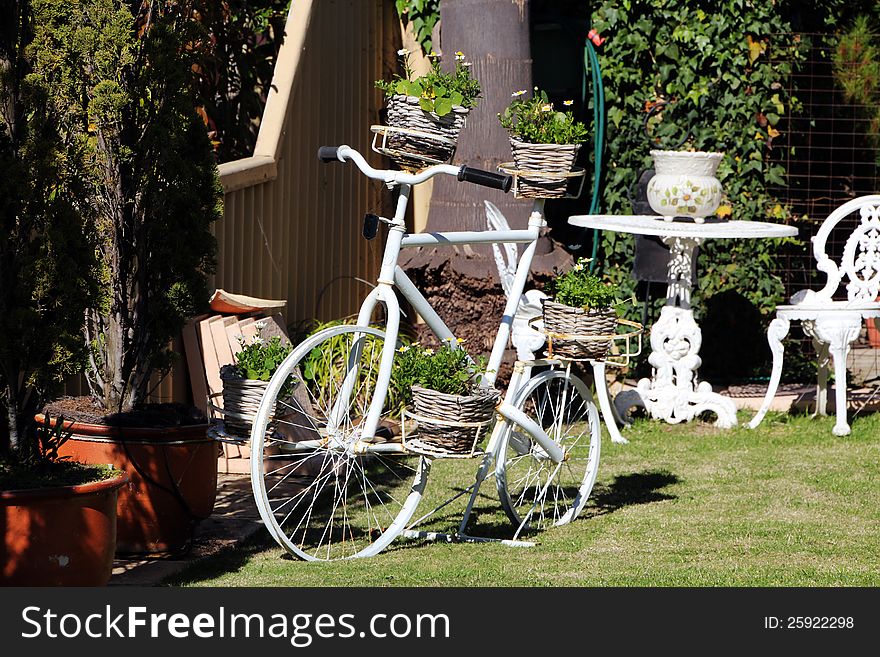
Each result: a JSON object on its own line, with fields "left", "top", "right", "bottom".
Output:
{"left": 647, "top": 150, "right": 724, "bottom": 223}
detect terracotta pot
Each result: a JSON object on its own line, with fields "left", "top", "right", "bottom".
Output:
{"left": 867, "top": 316, "right": 880, "bottom": 347}
{"left": 1, "top": 472, "right": 128, "bottom": 586}
{"left": 38, "top": 416, "right": 218, "bottom": 555}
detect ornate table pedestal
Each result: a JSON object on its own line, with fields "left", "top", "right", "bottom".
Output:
{"left": 624, "top": 235, "right": 737, "bottom": 427}
{"left": 567, "top": 215, "right": 798, "bottom": 429}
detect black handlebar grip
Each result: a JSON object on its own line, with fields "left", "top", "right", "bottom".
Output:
{"left": 457, "top": 166, "right": 513, "bottom": 193}
{"left": 317, "top": 146, "right": 340, "bottom": 163}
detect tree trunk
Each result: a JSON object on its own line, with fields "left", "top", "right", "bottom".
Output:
{"left": 403, "top": 0, "right": 569, "bottom": 354}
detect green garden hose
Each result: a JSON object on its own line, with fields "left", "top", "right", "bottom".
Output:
{"left": 582, "top": 37, "right": 605, "bottom": 273}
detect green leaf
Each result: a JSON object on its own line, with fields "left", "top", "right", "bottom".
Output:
{"left": 419, "top": 97, "right": 434, "bottom": 112}
{"left": 433, "top": 97, "right": 453, "bottom": 116}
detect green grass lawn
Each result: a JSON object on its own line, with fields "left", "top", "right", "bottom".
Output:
{"left": 167, "top": 410, "right": 880, "bottom": 587}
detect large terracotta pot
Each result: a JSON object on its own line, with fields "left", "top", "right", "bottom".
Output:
{"left": 1, "top": 472, "right": 128, "bottom": 586}
{"left": 40, "top": 417, "right": 219, "bottom": 555}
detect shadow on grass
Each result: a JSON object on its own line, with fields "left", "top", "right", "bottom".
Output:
{"left": 584, "top": 470, "right": 679, "bottom": 517}
{"left": 162, "top": 530, "right": 279, "bottom": 586}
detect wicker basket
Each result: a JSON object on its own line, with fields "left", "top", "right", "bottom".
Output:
{"left": 509, "top": 138, "right": 580, "bottom": 198}
{"left": 220, "top": 374, "right": 271, "bottom": 438}
{"left": 384, "top": 94, "right": 468, "bottom": 170}
{"left": 409, "top": 386, "right": 500, "bottom": 455}
{"left": 542, "top": 299, "right": 617, "bottom": 360}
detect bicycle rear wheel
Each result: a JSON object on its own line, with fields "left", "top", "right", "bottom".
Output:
{"left": 495, "top": 368, "right": 601, "bottom": 531}
{"left": 250, "top": 325, "right": 428, "bottom": 561}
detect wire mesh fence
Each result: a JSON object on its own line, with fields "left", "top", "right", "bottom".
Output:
{"left": 766, "top": 32, "right": 880, "bottom": 383}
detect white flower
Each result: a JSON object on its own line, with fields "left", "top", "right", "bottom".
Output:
{"left": 397, "top": 48, "right": 410, "bottom": 56}
{"left": 252, "top": 336, "right": 264, "bottom": 345}
{"left": 463, "top": 61, "right": 472, "bottom": 67}
{"left": 455, "top": 51, "right": 465, "bottom": 61}
{"left": 541, "top": 103, "right": 552, "bottom": 112}
{"left": 563, "top": 99, "right": 574, "bottom": 106}
{"left": 511, "top": 89, "right": 527, "bottom": 97}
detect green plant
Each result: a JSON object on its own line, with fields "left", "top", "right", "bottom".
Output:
{"left": 223, "top": 329, "right": 295, "bottom": 400}
{"left": 591, "top": 1, "right": 808, "bottom": 321}
{"left": 376, "top": 48, "right": 480, "bottom": 117}
{"left": 194, "top": 0, "right": 290, "bottom": 162}
{"left": 1, "top": 0, "right": 102, "bottom": 467}
{"left": 232, "top": 334, "right": 293, "bottom": 383}
{"left": 393, "top": 0, "right": 440, "bottom": 54}
{"left": 832, "top": 15, "right": 880, "bottom": 163}
{"left": 28, "top": 0, "right": 223, "bottom": 413}
{"left": 298, "top": 319, "right": 413, "bottom": 415}
{"left": 498, "top": 88, "right": 589, "bottom": 145}
{"left": 546, "top": 259, "right": 620, "bottom": 311}
{"left": 390, "top": 339, "right": 487, "bottom": 405}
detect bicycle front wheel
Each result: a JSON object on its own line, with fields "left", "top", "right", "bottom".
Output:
{"left": 250, "top": 325, "right": 428, "bottom": 561}
{"left": 495, "top": 369, "right": 601, "bottom": 531}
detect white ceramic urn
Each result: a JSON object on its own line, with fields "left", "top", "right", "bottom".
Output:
{"left": 647, "top": 150, "right": 724, "bottom": 223}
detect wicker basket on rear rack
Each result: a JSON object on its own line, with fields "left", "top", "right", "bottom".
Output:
{"left": 403, "top": 386, "right": 500, "bottom": 458}
{"left": 536, "top": 309, "right": 644, "bottom": 365}
{"left": 542, "top": 300, "right": 617, "bottom": 360}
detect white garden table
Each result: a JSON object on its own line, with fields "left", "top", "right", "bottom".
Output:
{"left": 567, "top": 214, "right": 798, "bottom": 428}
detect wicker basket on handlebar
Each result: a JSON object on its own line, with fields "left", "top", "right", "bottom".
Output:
{"left": 384, "top": 95, "right": 468, "bottom": 170}
{"left": 409, "top": 386, "right": 500, "bottom": 455}
{"left": 509, "top": 138, "right": 581, "bottom": 198}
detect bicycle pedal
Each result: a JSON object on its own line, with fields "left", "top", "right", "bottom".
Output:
{"left": 362, "top": 213, "right": 380, "bottom": 240}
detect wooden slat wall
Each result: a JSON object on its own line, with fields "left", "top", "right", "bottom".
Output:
{"left": 215, "top": 0, "right": 394, "bottom": 326}
{"left": 68, "top": 1, "right": 399, "bottom": 405}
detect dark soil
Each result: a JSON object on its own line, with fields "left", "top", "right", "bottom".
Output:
{"left": 0, "top": 460, "right": 115, "bottom": 491}
{"left": 42, "top": 396, "right": 207, "bottom": 428}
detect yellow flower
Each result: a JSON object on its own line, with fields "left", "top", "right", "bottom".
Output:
{"left": 563, "top": 99, "right": 574, "bottom": 106}
{"left": 455, "top": 51, "right": 465, "bottom": 61}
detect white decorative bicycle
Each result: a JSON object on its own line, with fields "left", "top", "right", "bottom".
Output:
{"left": 249, "top": 144, "right": 640, "bottom": 561}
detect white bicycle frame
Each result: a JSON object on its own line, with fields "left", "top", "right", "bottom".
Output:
{"left": 327, "top": 145, "right": 565, "bottom": 467}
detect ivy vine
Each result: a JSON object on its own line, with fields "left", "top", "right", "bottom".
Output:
{"left": 394, "top": 0, "right": 441, "bottom": 54}
{"left": 591, "top": 0, "right": 809, "bottom": 318}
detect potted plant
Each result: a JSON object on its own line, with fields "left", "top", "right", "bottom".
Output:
{"left": 376, "top": 48, "right": 480, "bottom": 169}
{"left": 498, "top": 87, "right": 589, "bottom": 198}
{"left": 29, "top": 1, "right": 223, "bottom": 555}
{"left": 219, "top": 329, "right": 293, "bottom": 439}
{"left": 1, "top": 2, "right": 127, "bottom": 585}
{"left": 390, "top": 340, "right": 499, "bottom": 456}
{"left": 542, "top": 259, "right": 622, "bottom": 360}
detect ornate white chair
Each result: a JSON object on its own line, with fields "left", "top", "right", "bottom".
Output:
{"left": 749, "top": 195, "right": 880, "bottom": 436}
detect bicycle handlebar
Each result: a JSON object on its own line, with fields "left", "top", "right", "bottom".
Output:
{"left": 317, "top": 146, "right": 340, "bottom": 163}
{"left": 457, "top": 165, "right": 512, "bottom": 192}
{"left": 316, "top": 145, "right": 512, "bottom": 192}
